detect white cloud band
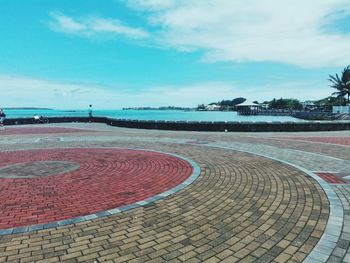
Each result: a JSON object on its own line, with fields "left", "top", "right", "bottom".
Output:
{"left": 0, "top": 75, "right": 329, "bottom": 109}
{"left": 127, "top": 0, "right": 350, "bottom": 68}
{"left": 49, "top": 13, "right": 149, "bottom": 39}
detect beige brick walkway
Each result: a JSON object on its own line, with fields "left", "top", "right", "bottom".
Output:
{"left": 1, "top": 123, "right": 348, "bottom": 262}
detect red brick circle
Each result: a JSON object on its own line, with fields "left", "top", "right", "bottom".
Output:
{"left": 0, "top": 148, "right": 193, "bottom": 229}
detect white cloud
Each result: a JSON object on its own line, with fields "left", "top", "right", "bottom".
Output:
{"left": 0, "top": 75, "right": 330, "bottom": 109}
{"left": 49, "top": 13, "right": 149, "bottom": 39}
{"left": 126, "top": 0, "right": 350, "bottom": 68}
{"left": 126, "top": 0, "right": 176, "bottom": 11}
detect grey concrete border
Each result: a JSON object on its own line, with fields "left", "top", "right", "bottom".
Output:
{"left": 34, "top": 137, "right": 63, "bottom": 143}
{"left": 0, "top": 148, "right": 201, "bottom": 236}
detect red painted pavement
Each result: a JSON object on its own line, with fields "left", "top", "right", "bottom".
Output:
{"left": 0, "top": 127, "right": 94, "bottom": 135}
{"left": 276, "top": 136, "right": 350, "bottom": 146}
{"left": 0, "top": 148, "right": 193, "bottom": 229}
{"left": 315, "top": 172, "right": 348, "bottom": 184}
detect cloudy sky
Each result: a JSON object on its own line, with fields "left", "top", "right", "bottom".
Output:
{"left": 1, "top": 0, "right": 350, "bottom": 109}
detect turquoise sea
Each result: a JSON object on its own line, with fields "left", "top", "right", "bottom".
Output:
{"left": 4, "top": 109, "right": 305, "bottom": 122}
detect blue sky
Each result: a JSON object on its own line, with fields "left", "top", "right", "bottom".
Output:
{"left": 0, "top": 0, "right": 350, "bottom": 109}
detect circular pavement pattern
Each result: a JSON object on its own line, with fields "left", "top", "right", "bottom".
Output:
{"left": 0, "top": 125, "right": 337, "bottom": 263}
{"left": 0, "top": 148, "right": 193, "bottom": 229}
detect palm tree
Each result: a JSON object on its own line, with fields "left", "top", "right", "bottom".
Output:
{"left": 329, "top": 65, "right": 350, "bottom": 105}
{"left": 342, "top": 65, "right": 350, "bottom": 103}
{"left": 329, "top": 74, "right": 346, "bottom": 105}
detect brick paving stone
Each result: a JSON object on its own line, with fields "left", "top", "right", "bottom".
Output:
{"left": 0, "top": 124, "right": 345, "bottom": 262}
{"left": 315, "top": 173, "right": 348, "bottom": 184}
{"left": 326, "top": 185, "right": 350, "bottom": 263}
{"left": 0, "top": 148, "right": 192, "bottom": 229}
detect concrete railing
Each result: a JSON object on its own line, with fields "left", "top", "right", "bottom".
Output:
{"left": 294, "top": 112, "right": 350, "bottom": 121}
{"left": 3, "top": 116, "right": 350, "bottom": 132}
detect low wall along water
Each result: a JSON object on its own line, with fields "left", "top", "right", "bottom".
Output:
{"left": 3, "top": 116, "right": 350, "bottom": 132}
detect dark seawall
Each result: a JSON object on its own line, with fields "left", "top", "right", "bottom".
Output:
{"left": 3, "top": 116, "right": 350, "bottom": 132}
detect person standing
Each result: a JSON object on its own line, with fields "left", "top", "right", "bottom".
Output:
{"left": 88, "top": 104, "right": 93, "bottom": 122}
{"left": 0, "top": 108, "right": 6, "bottom": 129}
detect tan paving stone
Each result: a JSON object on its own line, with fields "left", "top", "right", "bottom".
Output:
{"left": 60, "top": 251, "right": 83, "bottom": 261}
{"left": 203, "top": 256, "right": 221, "bottom": 263}
{"left": 76, "top": 252, "right": 99, "bottom": 262}
{"left": 36, "top": 257, "right": 60, "bottom": 263}
{"left": 6, "top": 252, "right": 31, "bottom": 261}
{"left": 5, "top": 243, "right": 28, "bottom": 251}
{"left": 20, "top": 255, "right": 45, "bottom": 263}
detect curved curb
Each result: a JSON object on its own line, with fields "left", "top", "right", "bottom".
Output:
{"left": 0, "top": 149, "right": 201, "bottom": 236}
{"left": 201, "top": 144, "right": 342, "bottom": 263}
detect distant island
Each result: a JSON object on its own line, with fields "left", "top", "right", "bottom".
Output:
{"left": 123, "top": 106, "right": 195, "bottom": 111}
{"left": 4, "top": 107, "right": 53, "bottom": 110}
{"left": 196, "top": 96, "right": 345, "bottom": 112}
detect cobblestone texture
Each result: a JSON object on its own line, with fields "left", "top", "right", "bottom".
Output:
{"left": 1, "top": 123, "right": 349, "bottom": 262}
{"left": 0, "top": 148, "right": 192, "bottom": 229}
{"left": 328, "top": 186, "right": 350, "bottom": 263}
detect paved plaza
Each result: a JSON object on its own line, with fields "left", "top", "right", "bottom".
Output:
{"left": 0, "top": 124, "right": 350, "bottom": 263}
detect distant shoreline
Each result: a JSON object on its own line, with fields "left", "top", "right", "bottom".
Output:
{"left": 123, "top": 107, "right": 195, "bottom": 111}
{"left": 4, "top": 107, "right": 53, "bottom": 110}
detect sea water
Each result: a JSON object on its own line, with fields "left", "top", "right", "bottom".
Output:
{"left": 3, "top": 109, "right": 305, "bottom": 122}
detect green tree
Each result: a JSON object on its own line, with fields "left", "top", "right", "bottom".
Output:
{"left": 268, "top": 98, "right": 301, "bottom": 110}
{"left": 197, "top": 104, "right": 206, "bottom": 110}
{"left": 218, "top": 97, "right": 246, "bottom": 109}
{"left": 329, "top": 65, "right": 350, "bottom": 105}
{"left": 231, "top": 97, "right": 246, "bottom": 105}
{"left": 343, "top": 65, "right": 350, "bottom": 103}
